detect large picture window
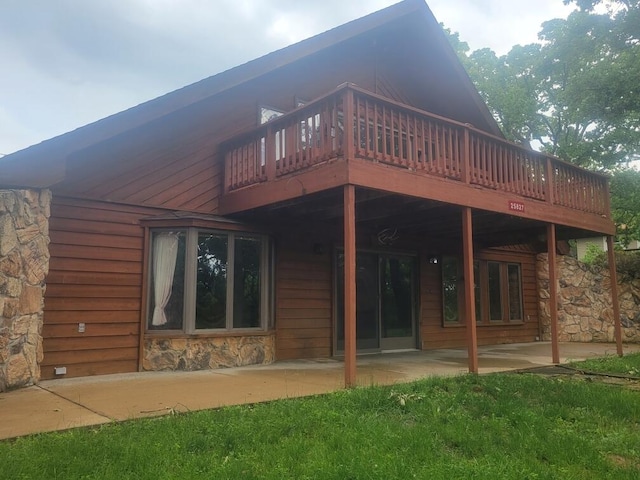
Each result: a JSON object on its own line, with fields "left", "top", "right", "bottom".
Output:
{"left": 441, "top": 256, "right": 523, "bottom": 325}
{"left": 148, "top": 229, "right": 270, "bottom": 332}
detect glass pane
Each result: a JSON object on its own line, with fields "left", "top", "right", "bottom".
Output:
{"left": 233, "top": 237, "right": 262, "bottom": 328}
{"left": 488, "top": 262, "right": 502, "bottom": 321}
{"left": 474, "top": 261, "right": 481, "bottom": 322}
{"left": 442, "top": 256, "right": 459, "bottom": 323}
{"left": 148, "top": 231, "right": 186, "bottom": 330}
{"left": 508, "top": 264, "right": 523, "bottom": 321}
{"left": 336, "top": 252, "right": 380, "bottom": 350}
{"left": 196, "top": 233, "right": 228, "bottom": 329}
{"left": 381, "top": 257, "right": 413, "bottom": 338}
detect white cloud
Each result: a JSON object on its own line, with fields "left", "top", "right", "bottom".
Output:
{"left": 0, "top": 0, "right": 578, "bottom": 154}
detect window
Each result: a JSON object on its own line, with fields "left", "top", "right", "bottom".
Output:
{"left": 441, "top": 257, "right": 523, "bottom": 325}
{"left": 148, "top": 229, "right": 270, "bottom": 332}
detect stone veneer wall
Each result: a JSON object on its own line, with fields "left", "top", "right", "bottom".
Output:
{"left": 537, "top": 253, "right": 640, "bottom": 343}
{"left": 143, "top": 334, "right": 276, "bottom": 371}
{"left": 0, "top": 189, "right": 51, "bottom": 391}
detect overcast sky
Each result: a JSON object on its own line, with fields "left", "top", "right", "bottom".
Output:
{"left": 0, "top": 0, "right": 576, "bottom": 156}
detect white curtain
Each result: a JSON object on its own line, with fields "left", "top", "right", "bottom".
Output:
{"left": 151, "top": 232, "right": 180, "bottom": 326}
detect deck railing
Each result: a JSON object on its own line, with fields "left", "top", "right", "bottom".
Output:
{"left": 223, "top": 84, "right": 609, "bottom": 216}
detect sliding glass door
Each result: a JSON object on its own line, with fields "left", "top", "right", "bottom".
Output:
{"left": 336, "top": 252, "right": 416, "bottom": 352}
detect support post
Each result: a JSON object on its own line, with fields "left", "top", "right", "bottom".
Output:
{"left": 547, "top": 224, "right": 560, "bottom": 364}
{"left": 462, "top": 207, "right": 478, "bottom": 373}
{"left": 606, "top": 235, "right": 623, "bottom": 356}
{"left": 343, "top": 184, "right": 357, "bottom": 387}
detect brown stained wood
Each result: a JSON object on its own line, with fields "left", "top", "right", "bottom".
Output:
{"left": 220, "top": 161, "right": 349, "bottom": 214}
{"left": 607, "top": 235, "right": 623, "bottom": 356}
{"left": 462, "top": 207, "right": 478, "bottom": 373}
{"left": 276, "top": 337, "right": 332, "bottom": 350}
{"left": 49, "top": 258, "right": 141, "bottom": 274}
{"left": 49, "top": 244, "right": 142, "bottom": 263}
{"left": 41, "top": 347, "right": 138, "bottom": 366}
{"left": 277, "top": 327, "right": 331, "bottom": 339}
{"left": 45, "top": 284, "right": 141, "bottom": 298}
{"left": 45, "top": 298, "right": 141, "bottom": 311}
{"left": 44, "top": 335, "right": 139, "bottom": 353}
{"left": 277, "top": 317, "right": 332, "bottom": 329}
{"left": 50, "top": 217, "right": 143, "bottom": 237}
{"left": 44, "top": 311, "right": 140, "bottom": 324}
{"left": 51, "top": 203, "right": 144, "bottom": 225}
{"left": 279, "top": 298, "right": 332, "bottom": 309}
{"left": 51, "top": 231, "right": 143, "bottom": 250}
{"left": 40, "top": 360, "right": 138, "bottom": 380}
{"left": 43, "top": 323, "right": 139, "bottom": 338}
{"left": 47, "top": 271, "right": 141, "bottom": 286}
{"left": 343, "top": 184, "right": 357, "bottom": 387}
{"left": 547, "top": 224, "right": 560, "bottom": 364}
{"left": 346, "top": 159, "right": 615, "bottom": 235}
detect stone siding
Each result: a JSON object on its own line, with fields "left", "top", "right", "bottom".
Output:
{"left": 143, "top": 334, "right": 276, "bottom": 371}
{"left": 0, "top": 189, "right": 51, "bottom": 391}
{"left": 537, "top": 254, "right": 640, "bottom": 343}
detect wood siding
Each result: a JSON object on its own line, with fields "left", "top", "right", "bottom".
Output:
{"left": 41, "top": 197, "right": 162, "bottom": 379}
{"left": 420, "top": 249, "right": 540, "bottom": 349}
{"left": 275, "top": 245, "right": 333, "bottom": 360}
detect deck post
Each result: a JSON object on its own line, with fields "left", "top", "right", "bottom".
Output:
{"left": 545, "top": 157, "right": 555, "bottom": 205}
{"left": 547, "top": 224, "right": 560, "bottom": 364}
{"left": 462, "top": 207, "right": 478, "bottom": 373}
{"left": 606, "top": 235, "right": 623, "bottom": 356}
{"left": 343, "top": 88, "right": 355, "bottom": 161}
{"left": 343, "top": 184, "right": 357, "bottom": 387}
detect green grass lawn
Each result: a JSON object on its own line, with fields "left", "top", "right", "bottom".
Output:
{"left": 2, "top": 367, "right": 640, "bottom": 480}
{"left": 569, "top": 352, "right": 640, "bottom": 376}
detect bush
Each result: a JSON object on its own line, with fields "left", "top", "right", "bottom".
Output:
{"left": 581, "top": 243, "right": 606, "bottom": 266}
{"left": 615, "top": 250, "right": 640, "bottom": 280}
{"left": 578, "top": 246, "right": 640, "bottom": 280}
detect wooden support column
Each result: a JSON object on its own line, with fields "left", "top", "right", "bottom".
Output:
{"left": 547, "top": 224, "right": 560, "bottom": 364}
{"left": 343, "top": 184, "right": 357, "bottom": 387}
{"left": 462, "top": 207, "right": 478, "bottom": 373}
{"left": 606, "top": 235, "right": 623, "bottom": 356}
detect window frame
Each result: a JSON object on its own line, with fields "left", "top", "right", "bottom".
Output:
{"left": 440, "top": 255, "right": 524, "bottom": 326}
{"left": 146, "top": 227, "right": 271, "bottom": 335}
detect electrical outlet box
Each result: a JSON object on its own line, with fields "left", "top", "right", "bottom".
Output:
{"left": 78, "top": 323, "right": 85, "bottom": 333}
{"left": 54, "top": 367, "right": 67, "bottom": 375}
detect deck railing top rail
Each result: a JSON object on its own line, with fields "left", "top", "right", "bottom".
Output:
{"left": 223, "top": 84, "right": 610, "bottom": 217}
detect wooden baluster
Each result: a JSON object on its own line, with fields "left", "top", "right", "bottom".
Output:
{"left": 545, "top": 158, "right": 554, "bottom": 205}
{"left": 461, "top": 127, "right": 470, "bottom": 184}
{"left": 266, "top": 126, "right": 276, "bottom": 181}
{"left": 344, "top": 88, "right": 356, "bottom": 162}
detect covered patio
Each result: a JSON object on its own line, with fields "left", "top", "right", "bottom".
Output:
{"left": 2, "top": 341, "right": 637, "bottom": 440}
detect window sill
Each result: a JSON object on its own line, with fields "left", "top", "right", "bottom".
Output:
{"left": 145, "top": 329, "right": 275, "bottom": 339}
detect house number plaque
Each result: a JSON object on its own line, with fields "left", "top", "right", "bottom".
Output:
{"left": 508, "top": 201, "right": 525, "bottom": 212}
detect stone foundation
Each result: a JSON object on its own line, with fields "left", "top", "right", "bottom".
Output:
{"left": 143, "top": 334, "right": 276, "bottom": 371}
{"left": 537, "top": 254, "right": 640, "bottom": 343}
{"left": 0, "top": 189, "right": 51, "bottom": 391}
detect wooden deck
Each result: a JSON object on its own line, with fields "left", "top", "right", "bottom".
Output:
{"left": 221, "top": 84, "right": 612, "bottom": 234}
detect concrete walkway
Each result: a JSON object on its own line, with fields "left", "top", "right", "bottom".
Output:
{"left": 1, "top": 342, "right": 637, "bottom": 440}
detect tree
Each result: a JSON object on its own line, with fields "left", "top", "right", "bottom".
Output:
{"left": 450, "top": 0, "right": 640, "bottom": 170}
{"left": 610, "top": 169, "right": 640, "bottom": 246}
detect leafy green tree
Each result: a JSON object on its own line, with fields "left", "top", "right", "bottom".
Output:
{"left": 610, "top": 169, "right": 640, "bottom": 246}
{"left": 449, "top": 0, "right": 640, "bottom": 170}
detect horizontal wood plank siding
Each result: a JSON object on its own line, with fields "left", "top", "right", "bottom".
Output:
{"left": 420, "top": 249, "right": 540, "bottom": 349}
{"left": 275, "top": 248, "right": 333, "bottom": 360}
{"left": 41, "top": 197, "right": 163, "bottom": 380}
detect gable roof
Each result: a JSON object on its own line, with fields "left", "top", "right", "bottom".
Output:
{"left": 0, "top": 0, "right": 502, "bottom": 189}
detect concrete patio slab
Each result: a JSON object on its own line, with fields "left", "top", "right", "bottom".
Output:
{"left": 1, "top": 342, "right": 638, "bottom": 440}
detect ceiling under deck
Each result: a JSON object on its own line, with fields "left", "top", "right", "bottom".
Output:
{"left": 230, "top": 187, "right": 597, "bottom": 253}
